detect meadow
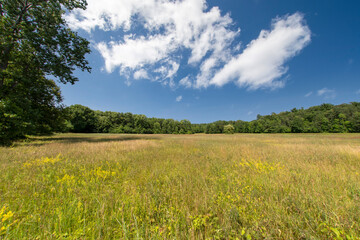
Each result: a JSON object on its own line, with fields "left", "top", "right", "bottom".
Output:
{"left": 0, "top": 133, "right": 360, "bottom": 239}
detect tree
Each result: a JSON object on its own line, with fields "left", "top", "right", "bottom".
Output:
{"left": 290, "top": 116, "right": 305, "bottom": 133}
{"left": 0, "top": 63, "right": 67, "bottom": 143}
{"left": 180, "top": 119, "right": 192, "bottom": 134}
{"left": 153, "top": 122, "right": 161, "bottom": 134}
{"left": 0, "top": 0, "right": 91, "bottom": 143}
{"left": 351, "top": 112, "right": 360, "bottom": 132}
{"left": 66, "top": 105, "right": 96, "bottom": 133}
{"left": 223, "top": 124, "right": 235, "bottom": 134}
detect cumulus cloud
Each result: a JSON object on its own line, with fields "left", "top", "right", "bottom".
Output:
{"left": 67, "top": 0, "right": 237, "bottom": 86}
{"left": 176, "top": 95, "right": 183, "bottom": 102}
{"left": 133, "top": 69, "right": 149, "bottom": 80}
{"left": 66, "top": 1, "right": 310, "bottom": 90}
{"left": 210, "top": 13, "right": 310, "bottom": 89}
{"left": 317, "top": 88, "right": 336, "bottom": 99}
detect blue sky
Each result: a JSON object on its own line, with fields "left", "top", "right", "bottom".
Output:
{"left": 61, "top": 0, "right": 360, "bottom": 123}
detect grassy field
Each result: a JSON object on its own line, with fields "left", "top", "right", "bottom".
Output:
{"left": 1, "top": 133, "right": 360, "bottom": 239}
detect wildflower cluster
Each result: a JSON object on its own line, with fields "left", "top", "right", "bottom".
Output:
{"left": 0, "top": 205, "right": 18, "bottom": 236}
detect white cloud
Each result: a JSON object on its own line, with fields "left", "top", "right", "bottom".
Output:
{"left": 96, "top": 35, "right": 175, "bottom": 73}
{"left": 356, "top": 89, "right": 360, "bottom": 95}
{"left": 305, "top": 91, "right": 313, "bottom": 97}
{"left": 133, "top": 69, "right": 149, "bottom": 80}
{"left": 209, "top": 13, "right": 311, "bottom": 89}
{"left": 179, "top": 76, "right": 193, "bottom": 88}
{"left": 67, "top": 2, "right": 310, "bottom": 90}
{"left": 176, "top": 95, "right": 183, "bottom": 102}
{"left": 317, "top": 88, "right": 336, "bottom": 99}
{"left": 68, "top": 0, "right": 237, "bottom": 87}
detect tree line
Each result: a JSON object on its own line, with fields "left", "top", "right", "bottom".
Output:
{"left": 63, "top": 102, "right": 360, "bottom": 135}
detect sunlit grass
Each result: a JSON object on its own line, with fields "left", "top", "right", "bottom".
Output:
{"left": 1, "top": 133, "right": 360, "bottom": 239}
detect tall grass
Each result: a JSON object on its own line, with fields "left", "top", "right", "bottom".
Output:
{"left": 1, "top": 133, "right": 360, "bottom": 239}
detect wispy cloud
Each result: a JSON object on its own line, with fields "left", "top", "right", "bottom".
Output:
{"left": 176, "top": 95, "right": 183, "bottom": 102}
{"left": 305, "top": 91, "right": 313, "bottom": 97}
{"left": 67, "top": 1, "right": 310, "bottom": 90}
{"left": 317, "top": 88, "right": 336, "bottom": 99}
{"left": 179, "top": 76, "right": 192, "bottom": 88}
{"left": 356, "top": 89, "right": 360, "bottom": 94}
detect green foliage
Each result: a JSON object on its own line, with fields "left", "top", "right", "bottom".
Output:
{"left": 63, "top": 102, "right": 360, "bottom": 135}
{"left": 223, "top": 124, "right": 235, "bottom": 134}
{"left": 153, "top": 122, "right": 161, "bottom": 134}
{"left": 66, "top": 105, "right": 96, "bottom": 133}
{"left": 234, "top": 102, "right": 360, "bottom": 134}
{"left": 0, "top": 100, "right": 27, "bottom": 144}
{"left": 0, "top": 0, "right": 90, "bottom": 143}
{"left": 65, "top": 105, "right": 196, "bottom": 134}
{"left": 0, "top": 76, "right": 66, "bottom": 144}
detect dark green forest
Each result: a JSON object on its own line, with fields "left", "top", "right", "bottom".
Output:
{"left": 64, "top": 102, "right": 360, "bottom": 134}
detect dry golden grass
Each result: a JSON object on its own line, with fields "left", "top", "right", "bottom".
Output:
{"left": 0, "top": 133, "right": 360, "bottom": 239}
